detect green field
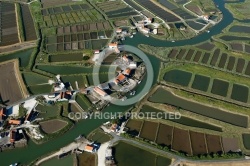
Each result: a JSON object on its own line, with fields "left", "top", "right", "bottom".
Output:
{"left": 88, "top": 129, "right": 111, "bottom": 143}
{"left": 36, "top": 65, "right": 93, "bottom": 75}
{"left": 28, "top": 84, "right": 52, "bottom": 94}
{"left": 40, "top": 155, "right": 73, "bottom": 166}
{"left": 114, "top": 142, "right": 171, "bottom": 166}
{"left": 49, "top": 53, "right": 83, "bottom": 62}
{"left": 36, "top": 104, "right": 60, "bottom": 119}
{"left": 75, "top": 94, "right": 91, "bottom": 110}
{"left": 22, "top": 72, "right": 50, "bottom": 86}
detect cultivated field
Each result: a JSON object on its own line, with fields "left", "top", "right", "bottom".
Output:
{"left": 77, "top": 152, "right": 96, "bottom": 166}
{"left": 133, "top": 120, "right": 236, "bottom": 156}
{"left": 172, "top": 127, "right": 192, "bottom": 155}
{"left": 134, "top": 0, "right": 180, "bottom": 22}
{"left": 114, "top": 141, "right": 172, "bottom": 166}
{"left": 139, "top": 121, "right": 158, "bottom": 141}
{"left": 0, "top": 2, "right": 19, "bottom": 46}
{"left": 125, "top": 119, "right": 143, "bottom": 136}
{"left": 205, "top": 134, "right": 223, "bottom": 153}
{"left": 41, "top": 2, "right": 103, "bottom": 27}
{"left": 20, "top": 4, "right": 37, "bottom": 41}
{"left": 189, "top": 131, "right": 207, "bottom": 155}
{"left": 157, "top": 0, "right": 196, "bottom": 19}
{"left": 0, "top": 59, "right": 28, "bottom": 105}
{"left": 156, "top": 123, "right": 173, "bottom": 146}
{"left": 40, "top": 119, "right": 68, "bottom": 134}
{"left": 46, "top": 21, "right": 112, "bottom": 52}
{"left": 95, "top": 0, "right": 137, "bottom": 19}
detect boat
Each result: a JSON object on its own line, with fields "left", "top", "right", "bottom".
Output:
{"left": 9, "top": 163, "right": 18, "bottom": 166}
{"left": 138, "top": 80, "right": 141, "bottom": 84}
{"left": 130, "top": 91, "right": 136, "bottom": 96}
{"left": 129, "top": 35, "right": 133, "bottom": 38}
{"left": 172, "top": 40, "right": 175, "bottom": 42}
{"left": 133, "top": 32, "right": 136, "bottom": 35}
{"left": 145, "top": 34, "right": 149, "bottom": 37}
{"left": 75, "top": 135, "right": 82, "bottom": 140}
{"left": 207, "top": 30, "right": 210, "bottom": 33}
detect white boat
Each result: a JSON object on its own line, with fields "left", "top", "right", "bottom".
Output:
{"left": 138, "top": 80, "right": 141, "bottom": 84}
{"left": 172, "top": 40, "right": 175, "bottom": 42}
{"left": 9, "top": 163, "right": 18, "bottom": 166}
{"left": 207, "top": 30, "right": 210, "bottom": 33}
{"left": 130, "top": 35, "right": 134, "bottom": 38}
{"left": 145, "top": 34, "right": 149, "bottom": 37}
{"left": 130, "top": 91, "right": 136, "bottom": 96}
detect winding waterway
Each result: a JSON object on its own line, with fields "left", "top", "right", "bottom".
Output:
{"left": 0, "top": 0, "right": 241, "bottom": 165}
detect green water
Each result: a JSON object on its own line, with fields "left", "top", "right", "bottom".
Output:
{"left": 0, "top": 0, "right": 238, "bottom": 164}
{"left": 140, "top": 105, "right": 223, "bottom": 132}
{"left": 0, "top": 48, "right": 34, "bottom": 67}
{"left": 163, "top": 70, "right": 192, "bottom": 86}
{"left": 149, "top": 88, "right": 248, "bottom": 128}
{"left": 114, "top": 142, "right": 171, "bottom": 166}
{"left": 243, "top": 134, "right": 250, "bottom": 150}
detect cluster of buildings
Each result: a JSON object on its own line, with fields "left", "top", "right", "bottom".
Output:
{"left": 44, "top": 75, "right": 77, "bottom": 104}
{"left": 134, "top": 17, "right": 156, "bottom": 36}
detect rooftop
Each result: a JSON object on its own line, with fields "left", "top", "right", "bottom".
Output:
{"left": 94, "top": 87, "right": 108, "bottom": 97}
{"left": 85, "top": 145, "right": 94, "bottom": 151}
{"left": 9, "top": 119, "right": 21, "bottom": 125}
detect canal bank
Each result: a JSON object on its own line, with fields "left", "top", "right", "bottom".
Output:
{"left": 0, "top": 0, "right": 239, "bottom": 165}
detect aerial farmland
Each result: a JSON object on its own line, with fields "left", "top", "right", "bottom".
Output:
{"left": 0, "top": 59, "right": 28, "bottom": 104}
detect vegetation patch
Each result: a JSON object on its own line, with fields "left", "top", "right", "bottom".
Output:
{"left": 114, "top": 141, "right": 171, "bottom": 166}
{"left": 0, "top": 60, "right": 28, "bottom": 105}
{"left": 88, "top": 129, "right": 112, "bottom": 144}
{"left": 40, "top": 154, "right": 73, "bottom": 166}
{"left": 205, "top": 134, "right": 223, "bottom": 154}
{"left": 139, "top": 121, "right": 158, "bottom": 141}
{"left": 190, "top": 131, "right": 207, "bottom": 155}
{"left": 155, "top": 123, "right": 173, "bottom": 146}
{"left": 172, "top": 128, "right": 192, "bottom": 155}
{"left": 49, "top": 53, "right": 83, "bottom": 62}
{"left": 40, "top": 119, "right": 68, "bottom": 134}
{"left": 125, "top": 119, "right": 143, "bottom": 136}
{"left": 75, "top": 94, "right": 92, "bottom": 110}
{"left": 77, "top": 152, "right": 96, "bottom": 166}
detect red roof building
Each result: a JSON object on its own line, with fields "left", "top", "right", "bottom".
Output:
{"left": 9, "top": 120, "right": 21, "bottom": 125}
{"left": 94, "top": 87, "right": 108, "bottom": 97}
{"left": 115, "top": 73, "right": 126, "bottom": 84}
